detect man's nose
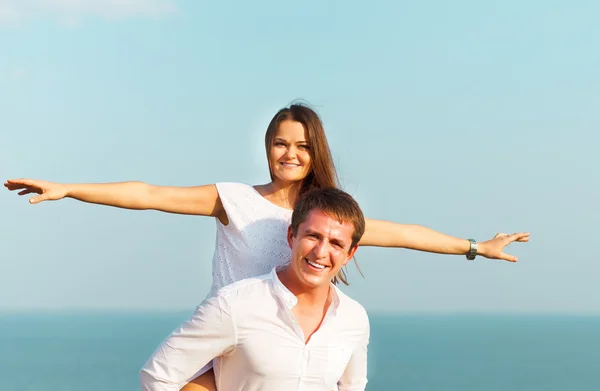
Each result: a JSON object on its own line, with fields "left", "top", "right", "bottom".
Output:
{"left": 311, "top": 240, "right": 328, "bottom": 258}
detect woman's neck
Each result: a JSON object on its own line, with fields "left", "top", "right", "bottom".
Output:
{"left": 256, "top": 180, "right": 303, "bottom": 210}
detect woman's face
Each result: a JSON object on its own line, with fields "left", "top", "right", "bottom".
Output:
{"left": 269, "top": 119, "right": 312, "bottom": 184}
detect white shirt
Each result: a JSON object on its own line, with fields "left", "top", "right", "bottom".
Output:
{"left": 208, "top": 182, "right": 293, "bottom": 297}
{"left": 140, "top": 268, "right": 370, "bottom": 391}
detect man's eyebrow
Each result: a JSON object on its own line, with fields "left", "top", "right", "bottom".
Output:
{"left": 304, "top": 229, "right": 322, "bottom": 236}
{"left": 330, "top": 237, "right": 348, "bottom": 248}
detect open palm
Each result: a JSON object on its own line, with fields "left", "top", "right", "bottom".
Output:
{"left": 4, "top": 178, "right": 67, "bottom": 204}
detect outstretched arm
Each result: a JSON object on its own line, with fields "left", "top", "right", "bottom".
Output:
{"left": 4, "top": 179, "right": 225, "bottom": 219}
{"left": 360, "top": 218, "right": 529, "bottom": 262}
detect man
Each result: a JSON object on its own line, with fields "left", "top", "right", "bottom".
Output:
{"left": 140, "top": 187, "right": 370, "bottom": 391}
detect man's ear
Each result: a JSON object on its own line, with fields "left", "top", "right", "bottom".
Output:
{"left": 287, "top": 225, "right": 294, "bottom": 249}
{"left": 343, "top": 244, "right": 359, "bottom": 266}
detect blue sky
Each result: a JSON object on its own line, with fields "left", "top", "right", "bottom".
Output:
{"left": 1, "top": 0, "right": 598, "bottom": 313}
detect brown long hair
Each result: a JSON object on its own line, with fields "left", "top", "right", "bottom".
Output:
{"left": 265, "top": 103, "right": 362, "bottom": 285}
{"left": 264, "top": 103, "right": 339, "bottom": 197}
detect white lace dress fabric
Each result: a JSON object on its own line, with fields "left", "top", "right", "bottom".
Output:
{"left": 207, "top": 182, "right": 293, "bottom": 298}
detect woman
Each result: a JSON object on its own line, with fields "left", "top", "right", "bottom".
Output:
{"left": 5, "top": 103, "right": 529, "bottom": 390}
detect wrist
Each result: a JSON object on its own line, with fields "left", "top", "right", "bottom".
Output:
{"left": 476, "top": 241, "right": 488, "bottom": 257}
{"left": 63, "top": 183, "right": 74, "bottom": 198}
{"left": 462, "top": 239, "right": 471, "bottom": 255}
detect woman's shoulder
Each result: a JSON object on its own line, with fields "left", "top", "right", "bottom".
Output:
{"left": 214, "top": 182, "right": 262, "bottom": 205}
{"left": 214, "top": 182, "right": 258, "bottom": 194}
{"left": 215, "top": 182, "right": 252, "bottom": 190}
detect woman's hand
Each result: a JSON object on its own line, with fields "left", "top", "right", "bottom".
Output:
{"left": 477, "top": 232, "right": 530, "bottom": 262}
{"left": 4, "top": 178, "right": 68, "bottom": 204}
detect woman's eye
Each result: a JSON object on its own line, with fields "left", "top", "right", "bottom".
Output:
{"left": 299, "top": 145, "right": 310, "bottom": 150}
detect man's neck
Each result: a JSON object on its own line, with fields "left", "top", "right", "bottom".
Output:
{"left": 277, "top": 267, "right": 331, "bottom": 309}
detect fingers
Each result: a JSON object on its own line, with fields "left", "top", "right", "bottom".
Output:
{"left": 507, "top": 232, "right": 530, "bottom": 243}
{"left": 4, "top": 183, "right": 30, "bottom": 191}
{"left": 6, "top": 178, "right": 37, "bottom": 187}
{"left": 6, "top": 183, "right": 42, "bottom": 194}
{"left": 5, "top": 179, "right": 40, "bottom": 192}
{"left": 499, "top": 253, "right": 518, "bottom": 263}
{"left": 494, "top": 232, "right": 530, "bottom": 243}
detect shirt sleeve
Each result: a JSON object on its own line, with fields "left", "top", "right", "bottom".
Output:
{"left": 337, "top": 320, "right": 370, "bottom": 391}
{"left": 140, "top": 294, "right": 236, "bottom": 391}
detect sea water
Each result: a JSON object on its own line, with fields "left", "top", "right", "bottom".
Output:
{"left": 1, "top": 312, "right": 599, "bottom": 391}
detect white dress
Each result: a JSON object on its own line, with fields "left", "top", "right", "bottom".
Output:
{"left": 208, "top": 182, "right": 293, "bottom": 296}
{"left": 178, "top": 183, "right": 294, "bottom": 380}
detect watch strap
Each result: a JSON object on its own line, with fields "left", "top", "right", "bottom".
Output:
{"left": 466, "top": 238, "right": 477, "bottom": 260}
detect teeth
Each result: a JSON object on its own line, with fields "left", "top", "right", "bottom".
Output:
{"left": 307, "top": 259, "right": 326, "bottom": 269}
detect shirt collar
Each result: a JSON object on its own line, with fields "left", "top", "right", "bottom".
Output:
{"left": 270, "top": 266, "right": 341, "bottom": 313}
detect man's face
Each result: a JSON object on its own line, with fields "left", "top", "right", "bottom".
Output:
{"left": 287, "top": 209, "right": 358, "bottom": 289}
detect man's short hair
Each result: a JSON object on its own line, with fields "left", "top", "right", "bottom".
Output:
{"left": 291, "top": 187, "right": 365, "bottom": 285}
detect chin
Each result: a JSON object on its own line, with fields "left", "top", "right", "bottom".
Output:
{"left": 274, "top": 173, "right": 308, "bottom": 183}
{"left": 299, "top": 273, "right": 330, "bottom": 288}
